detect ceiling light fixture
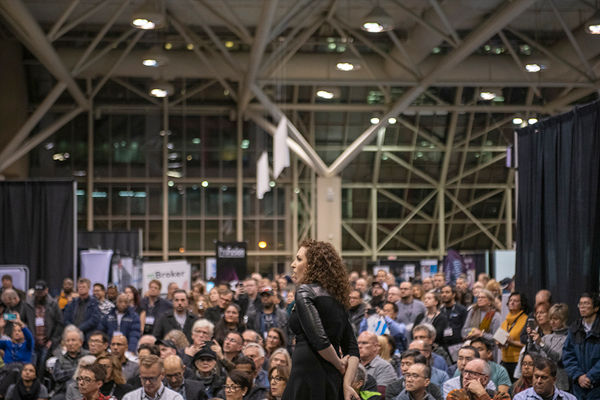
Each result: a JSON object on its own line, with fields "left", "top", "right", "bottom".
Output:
{"left": 479, "top": 88, "right": 501, "bottom": 101}
{"left": 528, "top": 117, "right": 538, "bottom": 125}
{"left": 388, "top": 117, "right": 397, "bottom": 124}
{"left": 141, "top": 46, "right": 169, "bottom": 67}
{"left": 370, "top": 117, "right": 380, "bottom": 125}
{"left": 336, "top": 60, "right": 361, "bottom": 72}
{"left": 131, "top": 0, "right": 165, "bottom": 30}
{"left": 525, "top": 63, "right": 542, "bottom": 72}
{"left": 316, "top": 87, "right": 340, "bottom": 99}
{"left": 361, "top": 6, "right": 394, "bottom": 33}
{"left": 585, "top": 11, "right": 600, "bottom": 34}
{"left": 149, "top": 80, "right": 174, "bottom": 98}
{"left": 512, "top": 117, "right": 523, "bottom": 125}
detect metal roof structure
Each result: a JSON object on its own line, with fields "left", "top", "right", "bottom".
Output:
{"left": 0, "top": 0, "right": 599, "bottom": 267}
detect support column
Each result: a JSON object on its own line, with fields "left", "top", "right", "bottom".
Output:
{"left": 86, "top": 78, "right": 94, "bottom": 231}
{"left": 506, "top": 187, "right": 513, "bottom": 248}
{"left": 161, "top": 99, "right": 169, "bottom": 261}
{"left": 316, "top": 176, "right": 342, "bottom": 251}
{"left": 437, "top": 189, "right": 445, "bottom": 260}
{"left": 236, "top": 115, "right": 243, "bottom": 241}
{"left": 0, "top": 40, "right": 28, "bottom": 178}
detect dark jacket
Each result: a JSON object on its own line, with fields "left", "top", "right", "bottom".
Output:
{"left": 27, "top": 295, "right": 64, "bottom": 348}
{"left": 385, "top": 377, "right": 443, "bottom": 400}
{"left": 140, "top": 296, "right": 172, "bottom": 334}
{"left": 246, "top": 307, "right": 289, "bottom": 337}
{"left": 153, "top": 310, "right": 198, "bottom": 342}
{"left": 166, "top": 378, "right": 208, "bottom": 400}
{"left": 63, "top": 296, "right": 101, "bottom": 337}
{"left": 100, "top": 305, "right": 141, "bottom": 352}
{"left": 563, "top": 313, "right": 600, "bottom": 396}
{"left": 349, "top": 302, "right": 367, "bottom": 334}
{"left": 53, "top": 349, "right": 90, "bottom": 393}
{"left": 413, "top": 312, "right": 449, "bottom": 347}
{"left": 203, "top": 306, "right": 225, "bottom": 325}
{"left": 4, "top": 299, "right": 36, "bottom": 336}
{"left": 236, "top": 293, "right": 263, "bottom": 316}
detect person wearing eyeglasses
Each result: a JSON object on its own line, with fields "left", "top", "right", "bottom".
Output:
{"left": 442, "top": 345, "right": 497, "bottom": 398}
{"left": 562, "top": 292, "right": 600, "bottom": 400}
{"left": 446, "top": 359, "right": 510, "bottom": 400}
{"left": 268, "top": 365, "right": 289, "bottom": 400}
{"left": 122, "top": 354, "right": 183, "bottom": 400}
{"left": 163, "top": 355, "right": 207, "bottom": 400}
{"left": 395, "top": 363, "right": 434, "bottom": 400}
{"left": 512, "top": 357, "right": 576, "bottom": 400}
{"left": 224, "top": 370, "right": 252, "bottom": 400}
{"left": 76, "top": 364, "right": 110, "bottom": 400}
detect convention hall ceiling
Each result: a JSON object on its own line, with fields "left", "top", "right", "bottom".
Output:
{"left": 0, "top": 0, "right": 599, "bottom": 254}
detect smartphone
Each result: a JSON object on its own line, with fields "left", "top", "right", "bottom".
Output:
{"left": 3, "top": 313, "right": 16, "bottom": 321}
{"left": 526, "top": 318, "right": 536, "bottom": 330}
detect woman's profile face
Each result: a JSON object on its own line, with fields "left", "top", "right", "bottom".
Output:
{"left": 291, "top": 246, "right": 308, "bottom": 283}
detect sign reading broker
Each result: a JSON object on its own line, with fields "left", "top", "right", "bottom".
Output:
{"left": 142, "top": 260, "right": 191, "bottom": 295}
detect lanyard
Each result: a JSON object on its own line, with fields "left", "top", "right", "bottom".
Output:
{"left": 507, "top": 311, "right": 525, "bottom": 332}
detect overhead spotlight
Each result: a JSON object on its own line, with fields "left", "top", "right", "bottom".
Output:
{"left": 479, "top": 87, "right": 501, "bottom": 101}
{"left": 316, "top": 87, "right": 340, "bottom": 99}
{"left": 131, "top": 0, "right": 165, "bottom": 30}
{"left": 388, "top": 117, "right": 397, "bottom": 124}
{"left": 370, "top": 116, "right": 380, "bottom": 125}
{"left": 585, "top": 11, "right": 600, "bottom": 34}
{"left": 141, "top": 46, "right": 169, "bottom": 67}
{"left": 525, "top": 63, "right": 542, "bottom": 72}
{"left": 528, "top": 117, "right": 538, "bottom": 125}
{"left": 361, "top": 6, "right": 394, "bottom": 33}
{"left": 336, "top": 59, "right": 361, "bottom": 72}
{"left": 224, "top": 40, "right": 235, "bottom": 48}
{"left": 512, "top": 117, "right": 523, "bottom": 125}
{"left": 149, "top": 79, "right": 174, "bottom": 98}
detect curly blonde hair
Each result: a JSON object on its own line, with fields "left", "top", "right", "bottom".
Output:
{"left": 298, "top": 239, "right": 350, "bottom": 308}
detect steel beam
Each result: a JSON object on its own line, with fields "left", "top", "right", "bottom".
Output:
{"left": 47, "top": 0, "right": 80, "bottom": 41}
{"left": 0, "top": 0, "right": 88, "bottom": 109}
{"left": 0, "top": 82, "right": 66, "bottom": 165}
{"left": 238, "top": 0, "right": 278, "bottom": 113}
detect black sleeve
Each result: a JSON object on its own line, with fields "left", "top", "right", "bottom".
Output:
{"left": 341, "top": 313, "right": 359, "bottom": 358}
{"left": 294, "top": 285, "right": 330, "bottom": 351}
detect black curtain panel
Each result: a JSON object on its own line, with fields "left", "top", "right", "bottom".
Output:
{"left": 0, "top": 180, "right": 75, "bottom": 294}
{"left": 78, "top": 230, "right": 141, "bottom": 258}
{"left": 516, "top": 100, "right": 600, "bottom": 319}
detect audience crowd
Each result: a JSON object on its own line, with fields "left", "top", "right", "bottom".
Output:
{"left": 0, "top": 268, "right": 593, "bottom": 400}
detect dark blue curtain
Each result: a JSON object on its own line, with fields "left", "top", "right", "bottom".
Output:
{"left": 516, "top": 100, "right": 600, "bottom": 317}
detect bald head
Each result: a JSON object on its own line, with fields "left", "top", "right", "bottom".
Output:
{"left": 163, "top": 354, "right": 184, "bottom": 370}
{"left": 163, "top": 355, "right": 184, "bottom": 390}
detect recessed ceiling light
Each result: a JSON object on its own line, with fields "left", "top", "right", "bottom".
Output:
{"left": 370, "top": 117, "right": 380, "bottom": 125}
{"left": 149, "top": 80, "right": 174, "bottom": 98}
{"left": 512, "top": 117, "right": 523, "bottom": 125}
{"left": 131, "top": 1, "right": 164, "bottom": 30}
{"left": 586, "top": 11, "right": 600, "bottom": 34}
{"left": 316, "top": 87, "right": 340, "bottom": 99}
{"left": 528, "top": 118, "right": 538, "bottom": 125}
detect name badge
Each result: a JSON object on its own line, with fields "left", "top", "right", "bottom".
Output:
{"left": 146, "top": 316, "right": 155, "bottom": 325}
{"left": 443, "top": 328, "right": 453, "bottom": 337}
{"left": 35, "top": 317, "right": 44, "bottom": 327}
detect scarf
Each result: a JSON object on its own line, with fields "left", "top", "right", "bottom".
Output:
{"left": 479, "top": 310, "right": 496, "bottom": 332}
{"left": 504, "top": 311, "right": 526, "bottom": 333}
{"left": 13, "top": 379, "right": 41, "bottom": 400}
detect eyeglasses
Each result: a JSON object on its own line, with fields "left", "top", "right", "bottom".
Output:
{"left": 76, "top": 376, "right": 95, "bottom": 384}
{"left": 140, "top": 375, "right": 161, "bottom": 383}
{"left": 224, "top": 384, "right": 242, "bottom": 391}
{"left": 404, "top": 373, "right": 426, "bottom": 380}
{"left": 463, "top": 369, "right": 487, "bottom": 378}
{"left": 522, "top": 362, "right": 535, "bottom": 367}
{"left": 225, "top": 337, "right": 241, "bottom": 343}
{"left": 270, "top": 376, "right": 287, "bottom": 383}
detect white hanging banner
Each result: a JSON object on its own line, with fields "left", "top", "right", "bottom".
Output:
{"left": 273, "top": 116, "right": 290, "bottom": 178}
{"left": 256, "top": 151, "right": 270, "bottom": 199}
{"left": 80, "top": 250, "right": 113, "bottom": 289}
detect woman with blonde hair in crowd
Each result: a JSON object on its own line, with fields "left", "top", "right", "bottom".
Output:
{"left": 462, "top": 289, "right": 502, "bottom": 342}
{"left": 486, "top": 279, "right": 503, "bottom": 311}
{"left": 164, "top": 329, "right": 190, "bottom": 351}
{"left": 95, "top": 354, "right": 133, "bottom": 399}
{"left": 267, "top": 348, "right": 291, "bottom": 375}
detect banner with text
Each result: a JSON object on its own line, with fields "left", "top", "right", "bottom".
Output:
{"left": 216, "top": 242, "right": 247, "bottom": 282}
{"left": 142, "top": 260, "right": 190, "bottom": 295}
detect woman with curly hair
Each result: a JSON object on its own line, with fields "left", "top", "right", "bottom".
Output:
{"left": 283, "top": 239, "right": 359, "bottom": 400}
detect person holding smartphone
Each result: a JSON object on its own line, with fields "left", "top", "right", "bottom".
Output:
{"left": 0, "top": 312, "right": 34, "bottom": 364}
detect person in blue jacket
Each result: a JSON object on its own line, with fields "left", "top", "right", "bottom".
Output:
{"left": 562, "top": 292, "right": 600, "bottom": 400}
{"left": 0, "top": 312, "right": 34, "bottom": 364}
{"left": 63, "top": 278, "right": 101, "bottom": 340}
{"left": 100, "top": 293, "right": 141, "bottom": 352}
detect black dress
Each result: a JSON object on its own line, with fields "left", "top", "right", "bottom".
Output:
{"left": 282, "top": 283, "right": 359, "bottom": 400}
